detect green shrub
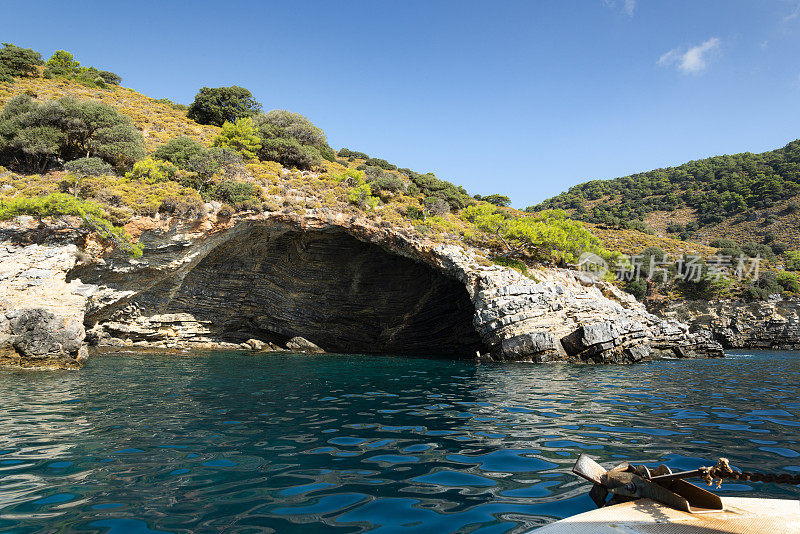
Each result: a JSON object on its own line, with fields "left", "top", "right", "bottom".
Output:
{"left": 777, "top": 271, "right": 800, "bottom": 294}
{"left": 258, "top": 137, "right": 322, "bottom": 170}
{"left": 213, "top": 117, "right": 261, "bottom": 160}
{"left": 97, "top": 70, "right": 121, "bottom": 85}
{"left": 125, "top": 158, "right": 178, "bottom": 184}
{"left": 44, "top": 50, "right": 80, "bottom": 77}
{"left": 405, "top": 206, "right": 424, "bottom": 220}
{"left": 153, "top": 137, "right": 205, "bottom": 169}
{"left": 187, "top": 86, "right": 262, "bottom": 126}
{"left": 679, "top": 274, "right": 733, "bottom": 300}
{"left": 0, "top": 193, "right": 140, "bottom": 256}
{"left": 62, "top": 157, "right": 114, "bottom": 196}
{"left": 318, "top": 145, "right": 336, "bottom": 162}
{"left": 370, "top": 174, "right": 406, "bottom": 195}
{"left": 64, "top": 157, "right": 113, "bottom": 176}
{"left": 477, "top": 194, "right": 511, "bottom": 207}
{"left": 41, "top": 50, "right": 122, "bottom": 86}
{"left": 786, "top": 251, "right": 800, "bottom": 271}
{"left": 424, "top": 196, "right": 450, "bottom": 216}
{"left": 0, "top": 95, "right": 145, "bottom": 172}
{"left": 625, "top": 278, "right": 647, "bottom": 300}
{"left": 743, "top": 272, "right": 783, "bottom": 300}
{"left": 405, "top": 170, "right": 469, "bottom": 210}
{"left": 183, "top": 146, "right": 245, "bottom": 194}
{"left": 365, "top": 157, "right": 396, "bottom": 170}
{"left": 0, "top": 43, "right": 43, "bottom": 77}
{"left": 158, "top": 196, "right": 206, "bottom": 219}
{"left": 348, "top": 183, "right": 379, "bottom": 210}
{"left": 710, "top": 238, "right": 738, "bottom": 249}
{"left": 212, "top": 180, "right": 256, "bottom": 208}
{"left": 771, "top": 242, "right": 788, "bottom": 255}
{"left": 254, "top": 110, "right": 327, "bottom": 148}
{"left": 338, "top": 148, "right": 369, "bottom": 159}
{"left": 492, "top": 256, "right": 529, "bottom": 275}
{"left": 463, "top": 204, "right": 609, "bottom": 264}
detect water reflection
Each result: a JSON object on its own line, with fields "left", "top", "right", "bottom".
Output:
{"left": 0, "top": 350, "right": 798, "bottom": 532}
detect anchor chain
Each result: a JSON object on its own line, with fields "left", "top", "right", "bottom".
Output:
{"left": 699, "top": 457, "right": 800, "bottom": 487}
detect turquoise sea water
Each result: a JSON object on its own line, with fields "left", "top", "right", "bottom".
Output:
{"left": 1, "top": 349, "right": 799, "bottom": 533}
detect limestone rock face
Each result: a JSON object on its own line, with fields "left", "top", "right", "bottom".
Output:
{"left": 0, "top": 231, "right": 89, "bottom": 369}
{"left": 1, "top": 211, "right": 724, "bottom": 366}
{"left": 285, "top": 336, "right": 324, "bottom": 353}
{"left": 653, "top": 299, "right": 800, "bottom": 350}
{"left": 3, "top": 308, "right": 87, "bottom": 367}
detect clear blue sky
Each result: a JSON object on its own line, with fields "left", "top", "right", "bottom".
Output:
{"left": 3, "top": 0, "right": 800, "bottom": 208}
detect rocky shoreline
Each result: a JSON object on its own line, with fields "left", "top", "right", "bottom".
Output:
{"left": 0, "top": 210, "right": 725, "bottom": 369}
{"left": 653, "top": 299, "right": 800, "bottom": 351}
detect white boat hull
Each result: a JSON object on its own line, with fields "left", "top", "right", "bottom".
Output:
{"left": 532, "top": 497, "right": 800, "bottom": 533}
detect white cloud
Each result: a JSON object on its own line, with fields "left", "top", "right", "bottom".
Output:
{"left": 658, "top": 37, "right": 721, "bottom": 74}
{"left": 783, "top": 1, "right": 800, "bottom": 22}
{"left": 623, "top": 0, "right": 636, "bottom": 16}
{"left": 602, "top": 0, "right": 635, "bottom": 16}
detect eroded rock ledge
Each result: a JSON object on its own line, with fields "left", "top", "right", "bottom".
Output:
{"left": 653, "top": 299, "right": 800, "bottom": 350}
{"left": 0, "top": 211, "right": 723, "bottom": 368}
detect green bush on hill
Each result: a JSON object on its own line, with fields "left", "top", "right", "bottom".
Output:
{"left": 255, "top": 110, "right": 327, "bottom": 147}
{"left": 475, "top": 194, "right": 511, "bottom": 207}
{"left": 463, "top": 204, "right": 609, "bottom": 264}
{"left": 338, "top": 148, "right": 369, "bottom": 160}
{"left": 187, "top": 86, "right": 262, "bottom": 127}
{"left": 213, "top": 117, "right": 261, "bottom": 160}
{"left": 39, "top": 49, "right": 121, "bottom": 88}
{"left": 400, "top": 168, "right": 470, "bottom": 210}
{"left": 258, "top": 137, "right": 322, "bottom": 170}
{"left": 0, "top": 94, "right": 145, "bottom": 172}
{"left": 251, "top": 110, "right": 331, "bottom": 170}
{"left": 365, "top": 157, "right": 396, "bottom": 171}
{"left": 0, "top": 193, "right": 141, "bottom": 256}
{"left": 153, "top": 137, "right": 205, "bottom": 169}
{"left": 0, "top": 43, "right": 43, "bottom": 80}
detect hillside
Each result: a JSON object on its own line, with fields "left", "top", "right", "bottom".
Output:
{"left": 1, "top": 42, "right": 798, "bottom": 304}
{"left": 0, "top": 46, "right": 617, "bottom": 276}
{"left": 533, "top": 139, "right": 800, "bottom": 249}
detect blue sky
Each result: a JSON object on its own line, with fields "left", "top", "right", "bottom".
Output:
{"left": 3, "top": 0, "right": 800, "bottom": 208}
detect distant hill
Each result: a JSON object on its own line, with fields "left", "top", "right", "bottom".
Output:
{"left": 532, "top": 140, "right": 800, "bottom": 248}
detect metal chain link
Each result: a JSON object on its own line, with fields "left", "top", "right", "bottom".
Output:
{"left": 699, "top": 457, "right": 800, "bottom": 487}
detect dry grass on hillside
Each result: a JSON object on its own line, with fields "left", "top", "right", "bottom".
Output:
{"left": 586, "top": 223, "right": 717, "bottom": 257}
{"left": 0, "top": 77, "right": 220, "bottom": 151}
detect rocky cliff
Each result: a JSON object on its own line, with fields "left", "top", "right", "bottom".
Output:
{"left": 0, "top": 209, "right": 723, "bottom": 368}
{"left": 653, "top": 299, "right": 800, "bottom": 350}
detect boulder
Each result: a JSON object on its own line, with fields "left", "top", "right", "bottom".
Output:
{"left": 500, "top": 332, "right": 558, "bottom": 361}
{"left": 285, "top": 336, "right": 325, "bottom": 353}
{"left": 3, "top": 308, "right": 87, "bottom": 368}
{"left": 245, "top": 338, "right": 266, "bottom": 351}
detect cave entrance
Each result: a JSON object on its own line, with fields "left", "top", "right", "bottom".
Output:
{"left": 164, "top": 227, "right": 484, "bottom": 357}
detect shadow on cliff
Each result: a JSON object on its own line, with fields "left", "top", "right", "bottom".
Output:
{"left": 70, "top": 224, "right": 486, "bottom": 358}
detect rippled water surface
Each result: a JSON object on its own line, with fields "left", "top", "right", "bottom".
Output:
{"left": 1, "top": 350, "right": 800, "bottom": 533}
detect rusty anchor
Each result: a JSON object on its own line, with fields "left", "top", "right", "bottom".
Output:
{"left": 572, "top": 454, "right": 724, "bottom": 513}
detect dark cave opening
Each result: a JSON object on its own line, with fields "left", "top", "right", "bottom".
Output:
{"left": 156, "top": 227, "right": 484, "bottom": 357}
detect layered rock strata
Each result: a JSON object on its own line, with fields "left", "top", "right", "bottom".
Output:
{"left": 654, "top": 299, "right": 800, "bottom": 350}
{"left": 1, "top": 211, "right": 724, "bottom": 367}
